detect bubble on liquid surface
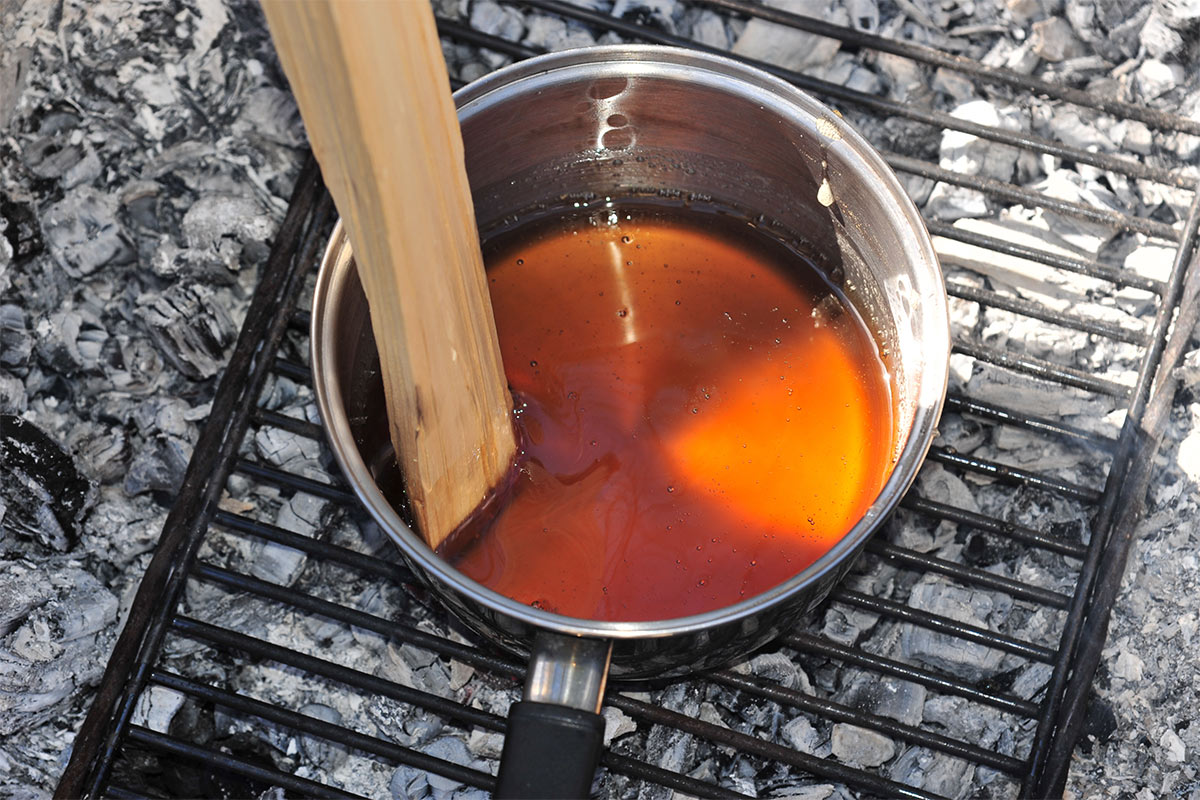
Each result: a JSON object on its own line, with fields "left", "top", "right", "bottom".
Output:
{"left": 588, "top": 77, "right": 628, "bottom": 99}
{"left": 602, "top": 128, "right": 634, "bottom": 150}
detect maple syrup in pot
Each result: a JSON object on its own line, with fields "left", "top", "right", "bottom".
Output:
{"left": 448, "top": 202, "right": 894, "bottom": 621}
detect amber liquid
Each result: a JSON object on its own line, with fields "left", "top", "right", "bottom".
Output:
{"left": 450, "top": 204, "right": 894, "bottom": 621}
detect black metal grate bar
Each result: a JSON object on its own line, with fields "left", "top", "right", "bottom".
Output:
{"left": 605, "top": 695, "right": 947, "bottom": 800}
{"left": 829, "top": 588, "right": 1057, "bottom": 662}
{"left": 233, "top": 460, "right": 357, "bottom": 504}
{"left": 950, "top": 339, "right": 1132, "bottom": 398}
{"left": 436, "top": 17, "right": 542, "bottom": 60}
{"left": 946, "top": 282, "right": 1149, "bottom": 346}
{"left": 148, "top": 671, "right": 497, "bottom": 790}
{"left": 172, "top": 617, "right": 508, "bottom": 731}
{"left": 926, "top": 446, "right": 1104, "bottom": 503}
{"left": 693, "top": 0, "right": 1200, "bottom": 137}
{"left": 783, "top": 633, "right": 1039, "bottom": 716}
{"left": 900, "top": 495, "right": 1088, "bottom": 559}
{"left": 211, "top": 511, "right": 410, "bottom": 581}
{"left": 942, "top": 394, "right": 1110, "bottom": 449}
{"left": 272, "top": 356, "right": 313, "bottom": 384}
{"left": 926, "top": 219, "right": 1166, "bottom": 295}
{"left": 170, "top": 617, "right": 752, "bottom": 799}
{"left": 598, "top": 752, "right": 752, "bottom": 800}
{"left": 252, "top": 408, "right": 324, "bottom": 440}
{"left": 59, "top": 5, "right": 1200, "bottom": 794}
{"left": 708, "top": 670, "right": 1026, "bottom": 774}
{"left": 56, "top": 159, "right": 335, "bottom": 800}
{"left": 865, "top": 540, "right": 1072, "bottom": 608}
{"left": 192, "top": 562, "right": 525, "bottom": 676}
{"left": 104, "top": 787, "right": 151, "bottom": 800}
{"left": 124, "top": 727, "right": 364, "bottom": 800}
{"left": 1022, "top": 184, "right": 1200, "bottom": 796}
{"left": 1033, "top": 222, "right": 1200, "bottom": 798}
{"left": 514, "top": 0, "right": 1195, "bottom": 190}
{"left": 885, "top": 153, "right": 1179, "bottom": 240}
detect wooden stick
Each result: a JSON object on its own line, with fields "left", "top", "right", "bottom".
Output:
{"left": 261, "top": 0, "right": 516, "bottom": 550}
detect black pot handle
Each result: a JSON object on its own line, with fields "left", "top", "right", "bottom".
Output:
{"left": 495, "top": 633, "right": 613, "bottom": 799}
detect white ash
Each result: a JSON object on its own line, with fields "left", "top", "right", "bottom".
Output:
{"left": 5, "top": 0, "right": 1200, "bottom": 796}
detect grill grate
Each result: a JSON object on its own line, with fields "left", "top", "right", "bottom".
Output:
{"left": 57, "top": 4, "right": 1200, "bottom": 799}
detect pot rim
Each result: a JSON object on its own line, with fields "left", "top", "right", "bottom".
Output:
{"left": 311, "top": 44, "right": 950, "bottom": 640}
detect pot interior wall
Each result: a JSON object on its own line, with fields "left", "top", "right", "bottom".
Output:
{"left": 457, "top": 63, "right": 931, "bottom": 456}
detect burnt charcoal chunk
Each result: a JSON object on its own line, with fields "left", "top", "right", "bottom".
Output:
{"left": 0, "top": 193, "right": 44, "bottom": 263}
{"left": 1080, "top": 695, "right": 1118, "bottom": 754}
{"left": 135, "top": 282, "right": 236, "bottom": 380}
{"left": 32, "top": 309, "right": 109, "bottom": 375}
{"left": 42, "top": 187, "right": 134, "bottom": 276}
{"left": 0, "top": 304, "right": 32, "bottom": 368}
{"left": 123, "top": 434, "right": 192, "bottom": 496}
{"left": 1, "top": 414, "right": 94, "bottom": 551}
{"left": 0, "top": 370, "right": 26, "bottom": 413}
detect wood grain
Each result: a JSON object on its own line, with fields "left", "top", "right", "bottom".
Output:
{"left": 261, "top": 0, "right": 516, "bottom": 550}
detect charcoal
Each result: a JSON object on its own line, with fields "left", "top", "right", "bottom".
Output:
{"left": 466, "top": 729, "right": 504, "bottom": 760}
{"left": 782, "top": 716, "right": 823, "bottom": 755}
{"left": 84, "top": 489, "right": 165, "bottom": 567}
{"left": 829, "top": 723, "right": 895, "bottom": 767}
{"left": 1134, "top": 58, "right": 1184, "bottom": 99}
{"left": 0, "top": 370, "right": 26, "bottom": 413}
{"left": 0, "top": 562, "right": 118, "bottom": 735}
{"left": 233, "top": 86, "right": 306, "bottom": 149}
{"left": 0, "top": 304, "right": 32, "bottom": 368}
{"left": 135, "top": 282, "right": 236, "bottom": 380}
{"left": 299, "top": 703, "right": 348, "bottom": 771}
{"left": 447, "top": 659, "right": 474, "bottom": 691}
{"left": 1141, "top": 10, "right": 1185, "bottom": 56}
{"left": 899, "top": 576, "right": 1012, "bottom": 680}
{"left": 67, "top": 422, "right": 128, "bottom": 484}
{"left": 123, "top": 434, "right": 192, "bottom": 496}
{"left": 0, "top": 415, "right": 93, "bottom": 551}
{"left": 130, "top": 686, "right": 186, "bottom": 734}
{"left": 41, "top": 187, "right": 133, "bottom": 277}
{"left": 1010, "top": 662, "right": 1053, "bottom": 700}
{"left": 469, "top": 0, "right": 525, "bottom": 40}
{"left": 390, "top": 763, "right": 431, "bottom": 800}
{"left": 837, "top": 672, "right": 927, "bottom": 727}
{"left": 182, "top": 194, "right": 273, "bottom": 256}
{"left": 33, "top": 309, "right": 108, "bottom": 375}
{"left": 23, "top": 131, "right": 87, "bottom": 181}
{"left": 822, "top": 605, "right": 882, "bottom": 645}
{"left": 419, "top": 736, "right": 479, "bottom": 794}
{"left": 732, "top": 0, "right": 848, "bottom": 72}
{"left": 597, "top": 706, "right": 636, "bottom": 747}
{"left": 749, "top": 652, "right": 810, "bottom": 691}
{"left": 0, "top": 561, "right": 56, "bottom": 637}
{"left": 133, "top": 396, "right": 207, "bottom": 439}
{"left": 773, "top": 787, "right": 837, "bottom": 800}
{"left": 613, "top": 0, "right": 678, "bottom": 32}
{"left": 1030, "top": 17, "right": 1086, "bottom": 61}
{"left": 889, "top": 748, "right": 975, "bottom": 799}
{"left": 687, "top": 9, "right": 730, "bottom": 48}
{"left": 405, "top": 715, "right": 446, "bottom": 749}
{"left": 927, "top": 101, "right": 1024, "bottom": 220}
{"left": 109, "top": 336, "right": 167, "bottom": 394}
{"left": 254, "top": 424, "right": 323, "bottom": 478}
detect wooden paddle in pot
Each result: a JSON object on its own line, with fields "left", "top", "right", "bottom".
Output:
{"left": 260, "top": 3, "right": 608, "bottom": 796}
{"left": 260, "top": 0, "right": 516, "bottom": 552}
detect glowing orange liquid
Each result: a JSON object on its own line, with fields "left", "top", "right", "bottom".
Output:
{"left": 451, "top": 205, "right": 893, "bottom": 621}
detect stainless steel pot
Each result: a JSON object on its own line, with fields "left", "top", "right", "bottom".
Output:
{"left": 311, "top": 45, "right": 948, "bottom": 797}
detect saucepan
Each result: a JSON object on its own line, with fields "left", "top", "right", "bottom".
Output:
{"left": 311, "top": 46, "right": 948, "bottom": 797}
